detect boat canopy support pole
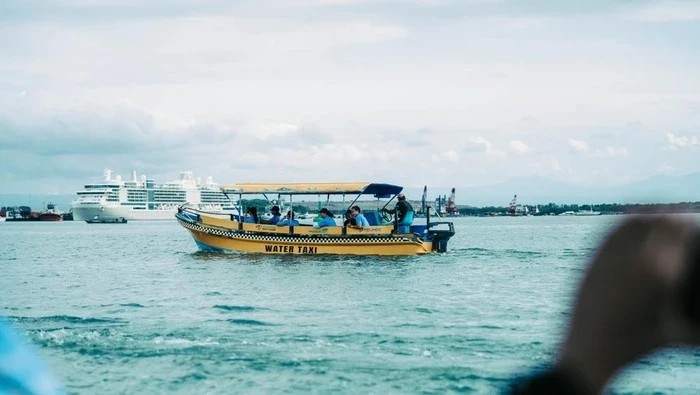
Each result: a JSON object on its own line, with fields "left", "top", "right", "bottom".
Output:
{"left": 289, "top": 194, "right": 293, "bottom": 235}
{"left": 345, "top": 193, "right": 362, "bottom": 212}
{"left": 238, "top": 193, "right": 243, "bottom": 230}
{"left": 381, "top": 194, "right": 398, "bottom": 211}
{"left": 427, "top": 204, "right": 431, "bottom": 229}
{"left": 223, "top": 192, "right": 237, "bottom": 222}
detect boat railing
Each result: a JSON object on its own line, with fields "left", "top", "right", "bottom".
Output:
{"left": 181, "top": 208, "right": 401, "bottom": 237}
{"left": 179, "top": 203, "right": 237, "bottom": 218}
{"left": 427, "top": 221, "right": 454, "bottom": 230}
{"left": 241, "top": 222, "right": 291, "bottom": 234}
{"left": 292, "top": 226, "right": 344, "bottom": 236}
{"left": 345, "top": 225, "right": 394, "bottom": 235}
{"left": 200, "top": 214, "right": 239, "bottom": 230}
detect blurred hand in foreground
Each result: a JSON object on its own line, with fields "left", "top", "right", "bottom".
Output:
{"left": 513, "top": 215, "right": 700, "bottom": 394}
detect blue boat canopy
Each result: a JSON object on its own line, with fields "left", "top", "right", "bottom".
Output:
{"left": 220, "top": 182, "right": 403, "bottom": 198}
{"left": 360, "top": 183, "right": 404, "bottom": 198}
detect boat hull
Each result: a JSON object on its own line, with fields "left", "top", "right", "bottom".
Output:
{"left": 72, "top": 205, "right": 176, "bottom": 221}
{"left": 177, "top": 218, "right": 433, "bottom": 256}
{"left": 86, "top": 217, "right": 128, "bottom": 224}
{"left": 38, "top": 213, "right": 63, "bottom": 221}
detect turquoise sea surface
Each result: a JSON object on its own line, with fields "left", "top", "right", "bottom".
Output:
{"left": 1, "top": 216, "right": 699, "bottom": 394}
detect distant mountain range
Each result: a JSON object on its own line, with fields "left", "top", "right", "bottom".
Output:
{"left": 1, "top": 173, "right": 698, "bottom": 210}
{"left": 409, "top": 172, "right": 700, "bottom": 207}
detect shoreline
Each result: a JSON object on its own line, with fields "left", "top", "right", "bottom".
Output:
{"left": 450, "top": 201, "right": 700, "bottom": 217}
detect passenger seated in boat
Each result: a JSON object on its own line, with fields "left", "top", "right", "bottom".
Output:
{"left": 351, "top": 205, "right": 370, "bottom": 228}
{"left": 343, "top": 210, "right": 356, "bottom": 227}
{"left": 382, "top": 193, "right": 414, "bottom": 233}
{"left": 314, "top": 208, "right": 337, "bottom": 228}
{"left": 244, "top": 207, "right": 259, "bottom": 224}
{"left": 277, "top": 211, "right": 300, "bottom": 226}
{"left": 267, "top": 206, "right": 281, "bottom": 225}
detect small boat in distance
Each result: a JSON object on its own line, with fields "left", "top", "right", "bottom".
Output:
{"left": 506, "top": 194, "right": 529, "bottom": 216}
{"left": 86, "top": 215, "right": 128, "bottom": 224}
{"left": 574, "top": 205, "right": 602, "bottom": 216}
{"left": 38, "top": 203, "right": 63, "bottom": 221}
{"left": 558, "top": 211, "right": 576, "bottom": 216}
{"left": 176, "top": 182, "right": 456, "bottom": 256}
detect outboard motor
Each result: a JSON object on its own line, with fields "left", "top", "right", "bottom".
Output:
{"left": 427, "top": 222, "right": 456, "bottom": 253}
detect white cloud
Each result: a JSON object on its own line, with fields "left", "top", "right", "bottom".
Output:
{"left": 600, "top": 146, "right": 628, "bottom": 157}
{"left": 243, "top": 122, "right": 299, "bottom": 140}
{"left": 624, "top": 1, "right": 700, "bottom": 22}
{"left": 269, "top": 143, "right": 399, "bottom": 167}
{"left": 530, "top": 156, "right": 567, "bottom": 176}
{"left": 464, "top": 136, "right": 506, "bottom": 159}
{"left": 232, "top": 152, "right": 271, "bottom": 167}
{"left": 2, "top": 1, "right": 700, "bottom": 194}
{"left": 665, "top": 132, "right": 699, "bottom": 151}
{"left": 508, "top": 140, "right": 532, "bottom": 155}
{"left": 657, "top": 164, "right": 675, "bottom": 174}
{"left": 567, "top": 138, "right": 589, "bottom": 154}
{"left": 464, "top": 136, "right": 492, "bottom": 152}
{"left": 566, "top": 139, "right": 627, "bottom": 158}
{"left": 431, "top": 150, "right": 459, "bottom": 163}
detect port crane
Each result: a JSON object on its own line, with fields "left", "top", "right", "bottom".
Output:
{"left": 446, "top": 188, "right": 458, "bottom": 215}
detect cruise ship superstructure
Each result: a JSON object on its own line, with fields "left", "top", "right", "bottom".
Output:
{"left": 72, "top": 170, "right": 237, "bottom": 221}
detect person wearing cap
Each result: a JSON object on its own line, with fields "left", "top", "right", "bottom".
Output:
{"left": 314, "top": 208, "right": 337, "bottom": 228}
{"left": 382, "top": 193, "right": 414, "bottom": 233}
{"left": 267, "top": 206, "right": 281, "bottom": 225}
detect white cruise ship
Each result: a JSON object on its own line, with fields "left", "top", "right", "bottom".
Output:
{"left": 72, "top": 170, "right": 238, "bottom": 221}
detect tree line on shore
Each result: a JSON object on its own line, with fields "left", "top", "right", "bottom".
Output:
{"left": 240, "top": 199, "right": 700, "bottom": 217}
{"left": 457, "top": 201, "right": 700, "bottom": 216}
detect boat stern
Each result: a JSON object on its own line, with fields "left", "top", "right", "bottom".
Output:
{"left": 426, "top": 221, "right": 456, "bottom": 253}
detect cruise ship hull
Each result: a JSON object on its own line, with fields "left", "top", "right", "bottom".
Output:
{"left": 72, "top": 204, "right": 239, "bottom": 221}
{"left": 72, "top": 205, "right": 177, "bottom": 221}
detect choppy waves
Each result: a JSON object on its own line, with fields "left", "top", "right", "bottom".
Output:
{"left": 2, "top": 217, "right": 698, "bottom": 393}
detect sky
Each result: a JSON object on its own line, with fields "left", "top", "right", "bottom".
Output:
{"left": 1, "top": 0, "right": 699, "bottom": 200}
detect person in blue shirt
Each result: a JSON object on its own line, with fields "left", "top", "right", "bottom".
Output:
{"left": 277, "top": 211, "right": 300, "bottom": 226}
{"left": 314, "top": 208, "right": 337, "bottom": 228}
{"left": 351, "top": 205, "right": 370, "bottom": 228}
{"left": 244, "top": 207, "right": 259, "bottom": 223}
{"left": 267, "top": 206, "right": 281, "bottom": 225}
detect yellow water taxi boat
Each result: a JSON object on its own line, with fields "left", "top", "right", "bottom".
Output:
{"left": 175, "top": 182, "right": 455, "bottom": 256}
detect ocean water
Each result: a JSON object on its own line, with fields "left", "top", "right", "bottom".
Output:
{"left": 1, "top": 216, "right": 699, "bottom": 394}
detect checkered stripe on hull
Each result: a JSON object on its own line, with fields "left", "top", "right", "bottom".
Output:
{"left": 177, "top": 218, "right": 422, "bottom": 245}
